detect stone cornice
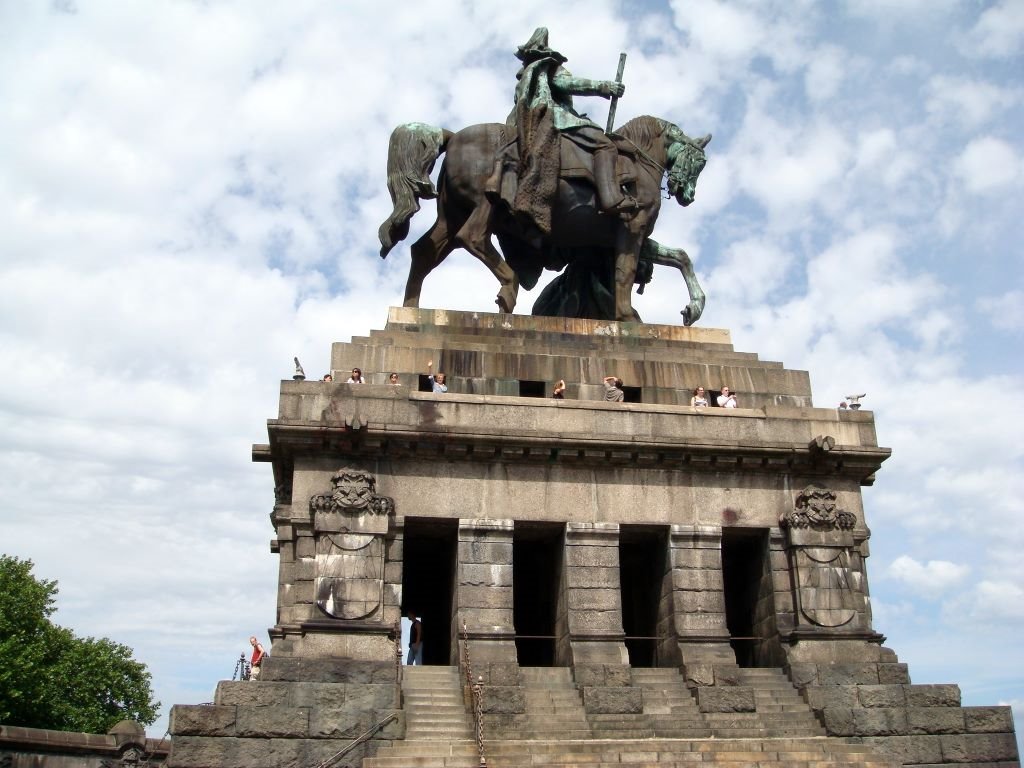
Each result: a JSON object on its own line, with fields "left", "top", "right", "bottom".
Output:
{"left": 257, "top": 420, "right": 889, "bottom": 485}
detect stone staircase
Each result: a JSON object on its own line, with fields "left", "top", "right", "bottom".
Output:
{"left": 364, "top": 665, "right": 902, "bottom": 768}
{"left": 402, "top": 666, "right": 475, "bottom": 741}
{"left": 698, "top": 667, "right": 828, "bottom": 739}
{"left": 485, "top": 667, "right": 591, "bottom": 740}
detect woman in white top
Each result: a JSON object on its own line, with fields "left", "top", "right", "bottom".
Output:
{"left": 690, "top": 386, "right": 708, "bottom": 407}
{"left": 346, "top": 368, "right": 364, "bottom": 384}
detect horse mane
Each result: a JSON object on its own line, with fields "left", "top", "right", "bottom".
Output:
{"left": 618, "top": 115, "right": 693, "bottom": 154}
{"left": 618, "top": 116, "right": 671, "bottom": 151}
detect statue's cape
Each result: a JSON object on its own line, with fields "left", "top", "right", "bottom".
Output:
{"left": 511, "top": 58, "right": 563, "bottom": 234}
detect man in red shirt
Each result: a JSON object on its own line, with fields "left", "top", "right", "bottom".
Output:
{"left": 249, "top": 636, "right": 266, "bottom": 681}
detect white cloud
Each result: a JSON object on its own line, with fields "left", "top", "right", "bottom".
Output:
{"left": 977, "top": 289, "right": 1024, "bottom": 333}
{"left": 926, "top": 76, "right": 1021, "bottom": 128}
{"left": 958, "top": 0, "right": 1024, "bottom": 59}
{"left": 804, "top": 44, "right": 846, "bottom": 102}
{"left": 954, "top": 136, "right": 1023, "bottom": 194}
{"left": 888, "top": 555, "right": 971, "bottom": 598}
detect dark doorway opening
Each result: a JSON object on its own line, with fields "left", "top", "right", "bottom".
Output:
{"left": 622, "top": 385, "right": 642, "bottom": 403}
{"left": 620, "top": 526, "right": 667, "bottom": 667}
{"left": 518, "top": 380, "right": 545, "bottom": 398}
{"left": 513, "top": 523, "right": 564, "bottom": 666}
{"left": 721, "top": 528, "right": 770, "bottom": 667}
{"left": 417, "top": 374, "right": 433, "bottom": 393}
{"left": 401, "top": 518, "right": 458, "bottom": 665}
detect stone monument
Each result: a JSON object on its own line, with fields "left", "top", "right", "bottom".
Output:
{"left": 166, "top": 30, "right": 1017, "bottom": 768}
{"left": 167, "top": 308, "right": 1018, "bottom": 768}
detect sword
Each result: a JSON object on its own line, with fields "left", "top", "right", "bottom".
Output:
{"left": 605, "top": 52, "right": 627, "bottom": 134}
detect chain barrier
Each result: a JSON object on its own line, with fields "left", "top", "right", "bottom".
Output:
{"left": 461, "top": 621, "right": 486, "bottom": 768}
{"left": 231, "top": 653, "right": 251, "bottom": 681}
{"left": 393, "top": 618, "right": 403, "bottom": 706}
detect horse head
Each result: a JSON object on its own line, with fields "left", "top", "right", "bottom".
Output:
{"left": 666, "top": 131, "right": 711, "bottom": 207}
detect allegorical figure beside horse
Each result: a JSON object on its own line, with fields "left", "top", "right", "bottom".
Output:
{"left": 378, "top": 27, "right": 711, "bottom": 325}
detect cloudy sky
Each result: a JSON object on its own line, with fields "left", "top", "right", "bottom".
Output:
{"left": 2, "top": 0, "right": 1021, "bottom": 744}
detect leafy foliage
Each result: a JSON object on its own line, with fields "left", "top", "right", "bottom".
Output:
{"left": 0, "top": 555, "right": 159, "bottom": 732}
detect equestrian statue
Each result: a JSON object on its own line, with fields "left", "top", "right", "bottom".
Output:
{"left": 378, "top": 28, "right": 711, "bottom": 325}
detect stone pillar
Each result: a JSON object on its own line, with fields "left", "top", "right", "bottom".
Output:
{"left": 456, "top": 519, "right": 523, "bottom": 714}
{"left": 565, "top": 523, "right": 639, "bottom": 716}
{"left": 564, "top": 522, "right": 627, "bottom": 665}
{"left": 666, "top": 525, "right": 736, "bottom": 687}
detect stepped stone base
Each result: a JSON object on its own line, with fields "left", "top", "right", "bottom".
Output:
{"left": 165, "top": 307, "right": 1017, "bottom": 768}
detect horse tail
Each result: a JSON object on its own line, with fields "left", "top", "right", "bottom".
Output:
{"left": 378, "top": 123, "right": 452, "bottom": 259}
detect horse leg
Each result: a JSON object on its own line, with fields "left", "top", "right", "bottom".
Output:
{"left": 641, "top": 238, "right": 706, "bottom": 326}
{"left": 405, "top": 217, "right": 452, "bottom": 308}
{"left": 614, "top": 229, "right": 644, "bottom": 322}
{"left": 454, "top": 198, "right": 520, "bottom": 313}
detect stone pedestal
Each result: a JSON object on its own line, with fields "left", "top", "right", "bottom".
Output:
{"left": 168, "top": 307, "right": 1016, "bottom": 768}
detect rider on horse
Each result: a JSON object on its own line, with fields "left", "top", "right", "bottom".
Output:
{"left": 493, "top": 27, "right": 639, "bottom": 235}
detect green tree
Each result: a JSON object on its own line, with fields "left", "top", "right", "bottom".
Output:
{"left": 0, "top": 555, "right": 159, "bottom": 732}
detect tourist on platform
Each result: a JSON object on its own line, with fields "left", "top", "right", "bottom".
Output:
{"left": 346, "top": 368, "right": 364, "bottom": 384}
{"left": 691, "top": 386, "right": 708, "bottom": 407}
{"left": 388, "top": 372, "right": 400, "bottom": 385}
{"left": 717, "top": 386, "right": 737, "bottom": 408}
{"left": 426, "top": 361, "right": 447, "bottom": 393}
{"left": 322, "top": 373, "right": 333, "bottom": 382}
{"left": 407, "top": 612, "right": 424, "bottom": 665}
{"left": 603, "top": 376, "right": 625, "bottom": 402}
{"left": 248, "top": 636, "right": 267, "bottom": 681}
{"left": 552, "top": 379, "right": 566, "bottom": 399}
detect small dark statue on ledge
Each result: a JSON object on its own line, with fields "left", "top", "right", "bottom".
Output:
{"left": 379, "top": 28, "right": 711, "bottom": 325}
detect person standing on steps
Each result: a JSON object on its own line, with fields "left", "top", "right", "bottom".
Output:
{"left": 407, "top": 612, "right": 423, "bottom": 665}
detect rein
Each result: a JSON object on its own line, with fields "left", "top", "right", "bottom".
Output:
{"left": 615, "top": 128, "right": 701, "bottom": 199}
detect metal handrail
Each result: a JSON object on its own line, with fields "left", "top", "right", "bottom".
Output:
{"left": 461, "top": 621, "right": 487, "bottom": 768}
{"left": 313, "top": 711, "right": 397, "bottom": 768}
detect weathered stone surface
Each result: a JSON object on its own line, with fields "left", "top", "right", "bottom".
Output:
{"left": 480, "top": 685, "right": 525, "bottom": 714}
{"left": 964, "top": 705, "right": 1015, "bottom": 733}
{"left": 459, "top": 541, "right": 513, "bottom": 564}
{"left": 480, "top": 662, "right": 520, "bottom": 686}
{"left": 695, "top": 686, "right": 755, "bottom": 713}
{"left": 820, "top": 706, "right": 855, "bottom": 736}
{"left": 308, "top": 706, "right": 400, "bottom": 738}
{"left": 817, "top": 662, "right": 880, "bottom": 685}
{"left": 460, "top": 563, "right": 513, "bottom": 586}
{"left": 567, "top": 587, "right": 620, "bottom": 610}
{"left": 565, "top": 546, "right": 619, "bottom": 567}
{"left": 261, "top": 658, "right": 395, "bottom": 684}
{"left": 458, "top": 584, "right": 513, "bottom": 608}
{"left": 671, "top": 569, "right": 724, "bottom": 591}
{"left": 852, "top": 706, "right": 907, "bottom": 736}
{"left": 582, "top": 686, "right": 642, "bottom": 714}
{"left": 166, "top": 735, "right": 359, "bottom": 768}
{"left": 802, "top": 684, "right": 858, "bottom": 711}
{"left": 906, "top": 706, "right": 966, "bottom": 734}
{"left": 877, "top": 662, "right": 910, "bottom": 684}
{"left": 904, "top": 683, "right": 960, "bottom": 707}
{"left": 860, "top": 734, "right": 943, "bottom": 764}
{"left": 939, "top": 732, "right": 1020, "bottom": 763}
{"left": 169, "top": 705, "right": 237, "bottom": 737}
{"left": 566, "top": 565, "right": 619, "bottom": 588}
{"left": 235, "top": 705, "right": 310, "bottom": 738}
{"left": 215, "top": 681, "right": 292, "bottom": 707}
{"left": 788, "top": 662, "right": 819, "bottom": 688}
{"left": 857, "top": 683, "right": 906, "bottom": 708}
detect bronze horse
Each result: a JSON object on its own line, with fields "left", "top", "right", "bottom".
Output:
{"left": 378, "top": 116, "right": 710, "bottom": 324}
